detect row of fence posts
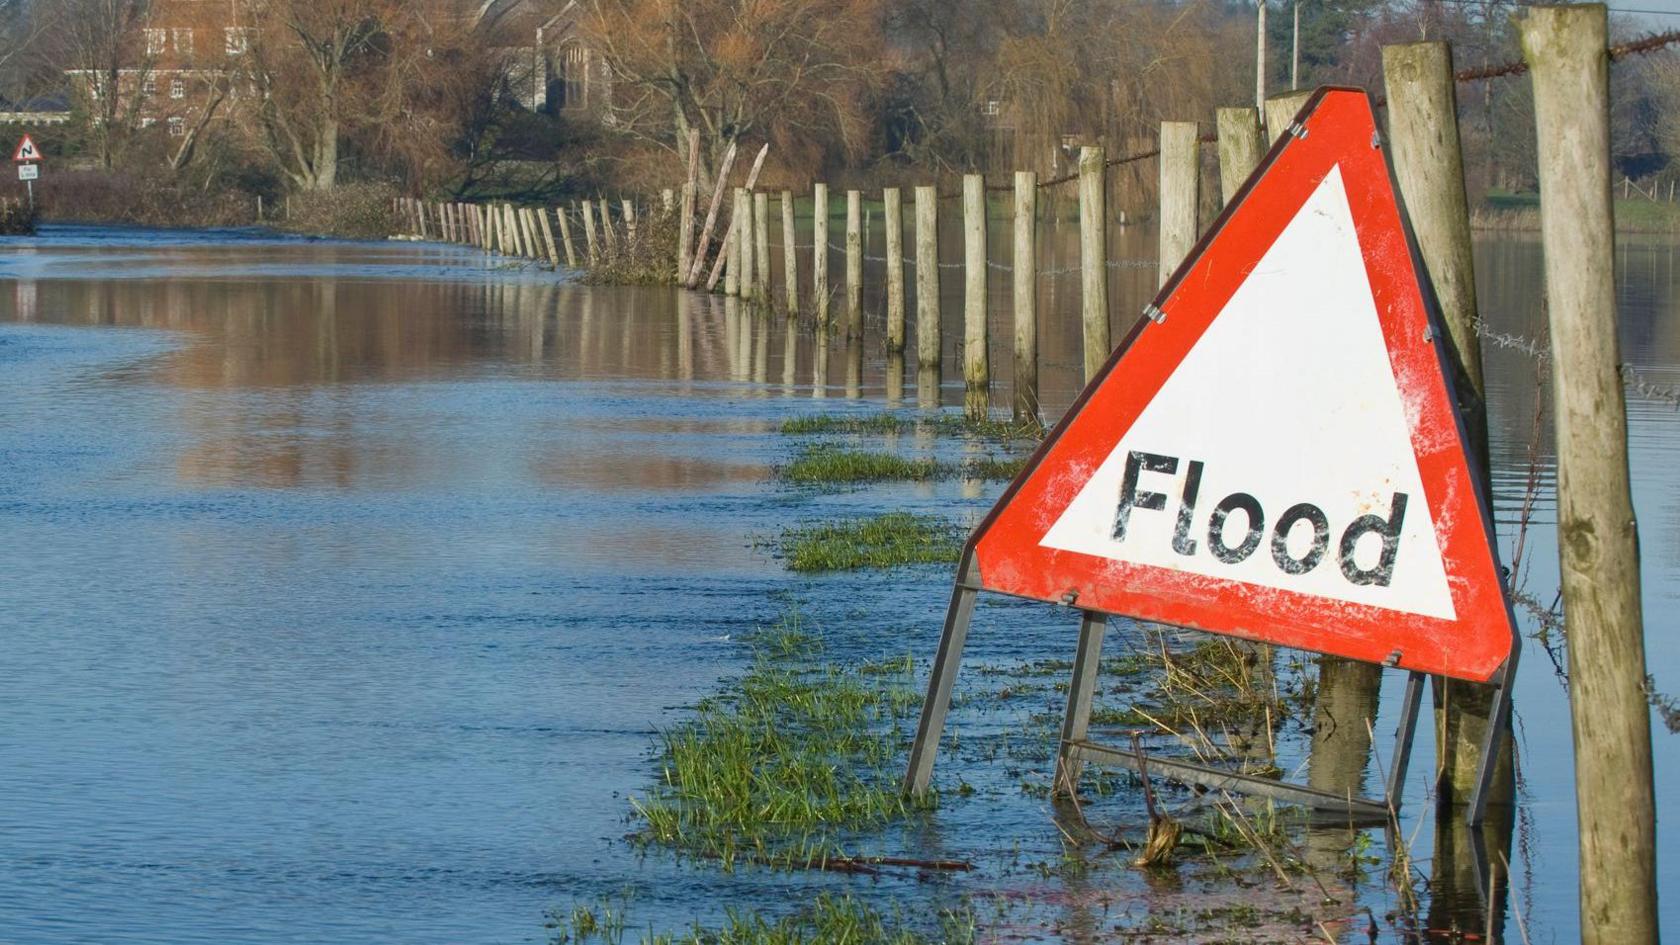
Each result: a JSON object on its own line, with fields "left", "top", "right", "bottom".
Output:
{"left": 392, "top": 192, "right": 678, "bottom": 273}
{"left": 384, "top": 23, "right": 1655, "bottom": 937}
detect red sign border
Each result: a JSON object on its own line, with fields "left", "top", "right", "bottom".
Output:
{"left": 959, "top": 88, "right": 1520, "bottom": 684}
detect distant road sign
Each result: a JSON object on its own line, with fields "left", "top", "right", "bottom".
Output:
{"left": 17, "top": 163, "right": 38, "bottom": 181}
{"left": 13, "top": 134, "right": 40, "bottom": 163}
{"left": 965, "top": 89, "right": 1517, "bottom": 683}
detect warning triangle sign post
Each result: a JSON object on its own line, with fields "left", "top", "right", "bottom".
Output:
{"left": 905, "top": 88, "right": 1519, "bottom": 828}
{"left": 13, "top": 134, "right": 40, "bottom": 163}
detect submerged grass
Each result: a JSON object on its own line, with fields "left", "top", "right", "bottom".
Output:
{"left": 781, "top": 447, "right": 1027, "bottom": 485}
{"left": 779, "top": 412, "right": 1044, "bottom": 442}
{"left": 550, "top": 893, "right": 974, "bottom": 945}
{"left": 630, "top": 608, "right": 933, "bottom": 871}
{"left": 780, "top": 513, "right": 963, "bottom": 572}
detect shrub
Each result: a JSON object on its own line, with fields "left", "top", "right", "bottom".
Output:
{"left": 280, "top": 182, "right": 400, "bottom": 240}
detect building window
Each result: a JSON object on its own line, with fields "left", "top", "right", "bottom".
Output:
{"left": 173, "top": 28, "right": 193, "bottom": 55}
{"left": 981, "top": 100, "right": 1001, "bottom": 117}
{"left": 225, "top": 27, "right": 252, "bottom": 56}
{"left": 145, "top": 28, "right": 167, "bottom": 56}
{"left": 168, "top": 117, "right": 184, "bottom": 136}
{"left": 139, "top": 117, "right": 156, "bottom": 128}
{"left": 560, "top": 45, "right": 587, "bottom": 110}
{"left": 142, "top": 76, "right": 156, "bottom": 97}
{"left": 170, "top": 77, "right": 185, "bottom": 99}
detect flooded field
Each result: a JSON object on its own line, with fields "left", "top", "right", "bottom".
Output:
{"left": 1, "top": 223, "right": 1676, "bottom": 944}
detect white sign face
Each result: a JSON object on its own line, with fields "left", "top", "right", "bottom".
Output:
{"left": 17, "top": 163, "right": 38, "bottom": 181}
{"left": 1037, "top": 166, "right": 1456, "bottom": 620}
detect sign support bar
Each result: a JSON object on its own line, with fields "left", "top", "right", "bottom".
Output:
{"left": 902, "top": 556, "right": 979, "bottom": 794}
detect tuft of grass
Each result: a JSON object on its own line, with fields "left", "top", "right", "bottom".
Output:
{"left": 779, "top": 412, "right": 1043, "bottom": 442}
{"left": 629, "top": 608, "right": 933, "bottom": 871}
{"left": 780, "top": 513, "right": 963, "bottom": 572}
{"left": 782, "top": 448, "right": 941, "bottom": 484}
{"left": 781, "top": 447, "right": 1026, "bottom": 486}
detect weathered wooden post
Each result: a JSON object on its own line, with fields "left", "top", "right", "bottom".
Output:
{"left": 555, "top": 207, "right": 578, "bottom": 267}
{"left": 726, "top": 190, "right": 744, "bottom": 297}
{"left": 661, "top": 188, "right": 674, "bottom": 212}
{"left": 1013, "top": 171, "right": 1038, "bottom": 424}
{"left": 1265, "top": 90, "right": 1312, "bottom": 144}
{"left": 678, "top": 132, "right": 700, "bottom": 283}
{"left": 581, "top": 200, "right": 600, "bottom": 265}
{"left": 537, "top": 209, "right": 561, "bottom": 268}
{"left": 1158, "top": 121, "right": 1200, "bottom": 287}
{"left": 740, "top": 188, "right": 757, "bottom": 300}
{"left": 1216, "top": 106, "right": 1265, "bottom": 206}
{"left": 915, "top": 185, "right": 942, "bottom": 381}
{"left": 813, "top": 183, "right": 831, "bottom": 328}
{"left": 1383, "top": 40, "right": 1510, "bottom": 811}
{"left": 754, "top": 191, "right": 771, "bottom": 305}
{"left": 522, "top": 209, "right": 540, "bottom": 258}
{"left": 1079, "top": 147, "right": 1109, "bottom": 382}
{"left": 621, "top": 198, "right": 637, "bottom": 242}
{"left": 598, "top": 200, "right": 617, "bottom": 253}
{"left": 705, "top": 146, "right": 772, "bottom": 292}
{"left": 685, "top": 140, "right": 737, "bottom": 287}
{"left": 962, "top": 174, "right": 988, "bottom": 420}
{"left": 883, "top": 187, "right": 906, "bottom": 354}
{"left": 846, "top": 189, "right": 863, "bottom": 339}
{"left": 781, "top": 190, "right": 799, "bottom": 317}
{"left": 1520, "top": 8, "right": 1658, "bottom": 943}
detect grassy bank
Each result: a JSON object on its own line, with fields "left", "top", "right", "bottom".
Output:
{"left": 780, "top": 412, "right": 1044, "bottom": 443}
{"left": 549, "top": 892, "right": 974, "bottom": 945}
{"left": 0, "top": 198, "right": 35, "bottom": 235}
{"left": 1474, "top": 190, "right": 1680, "bottom": 233}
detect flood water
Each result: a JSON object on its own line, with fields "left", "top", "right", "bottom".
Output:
{"left": 1, "top": 222, "right": 1676, "bottom": 944}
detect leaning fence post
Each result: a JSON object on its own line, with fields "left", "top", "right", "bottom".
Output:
{"left": 754, "top": 191, "right": 771, "bottom": 305}
{"left": 883, "top": 188, "right": 906, "bottom": 353}
{"left": 846, "top": 190, "right": 863, "bottom": 339}
{"left": 781, "top": 190, "right": 800, "bottom": 317}
{"left": 537, "top": 208, "right": 560, "bottom": 268}
{"left": 1383, "top": 40, "right": 1511, "bottom": 812}
{"left": 1216, "top": 106, "right": 1265, "bottom": 206}
{"left": 1014, "top": 171, "right": 1039, "bottom": 425}
{"left": 1158, "top": 121, "right": 1200, "bottom": 287}
{"left": 686, "top": 140, "right": 737, "bottom": 287}
{"left": 1520, "top": 8, "right": 1658, "bottom": 944}
{"left": 962, "top": 174, "right": 989, "bottom": 420}
{"left": 581, "top": 200, "right": 599, "bottom": 265}
{"left": 598, "top": 200, "right": 617, "bottom": 253}
{"left": 813, "top": 182, "right": 831, "bottom": 329}
{"left": 915, "top": 185, "right": 941, "bottom": 378}
{"left": 1079, "top": 146, "right": 1109, "bottom": 382}
{"left": 555, "top": 207, "right": 578, "bottom": 267}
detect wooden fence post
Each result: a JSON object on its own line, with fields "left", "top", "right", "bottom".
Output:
{"left": 686, "top": 140, "right": 737, "bottom": 287}
{"left": 915, "top": 185, "right": 941, "bottom": 376}
{"left": 621, "top": 198, "right": 637, "bottom": 243}
{"left": 814, "top": 182, "right": 831, "bottom": 328}
{"left": 661, "top": 188, "right": 674, "bottom": 212}
{"left": 781, "top": 190, "right": 799, "bottom": 317}
{"left": 598, "top": 200, "right": 617, "bottom": 253}
{"left": 740, "top": 188, "right": 757, "bottom": 300}
{"left": 555, "top": 207, "right": 578, "bottom": 267}
{"left": 883, "top": 187, "right": 906, "bottom": 353}
{"left": 581, "top": 200, "right": 599, "bottom": 265}
{"left": 705, "top": 146, "right": 771, "bottom": 292}
{"left": 846, "top": 189, "right": 863, "bottom": 339}
{"left": 962, "top": 174, "right": 988, "bottom": 420}
{"left": 726, "top": 189, "right": 743, "bottom": 297}
{"left": 678, "top": 131, "right": 700, "bottom": 282}
{"left": 537, "top": 209, "right": 560, "bottom": 268}
{"left": 1265, "top": 90, "right": 1312, "bottom": 144}
{"left": 1216, "top": 106, "right": 1265, "bottom": 206}
{"left": 1383, "top": 40, "right": 1510, "bottom": 810}
{"left": 755, "top": 191, "right": 771, "bottom": 305}
{"left": 1158, "top": 121, "right": 1200, "bottom": 287}
{"left": 1014, "top": 171, "right": 1038, "bottom": 425}
{"left": 1520, "top": 8, "right": 1658, "bottom": 943}
{"left": 1079, "top": 146, "right": 1109, "bottom": 382}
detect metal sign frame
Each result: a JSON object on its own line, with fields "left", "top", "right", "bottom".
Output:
{"left": 904, "top": 88, "right": 1520, "bottom": 829}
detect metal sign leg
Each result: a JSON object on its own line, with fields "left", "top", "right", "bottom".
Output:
{"left": 1464, "top": 638, "right": 1520, "bottom": 826}
{"left": 1384, "top": 670, "right": 1428, "bottom": 811}
{"left": 1054, "top": 610, "right": 1108, "bottom": 795}
{"left": 904, "top": 558, "right": 980, "bottom": 794}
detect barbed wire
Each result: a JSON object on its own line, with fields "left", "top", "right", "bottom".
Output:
{"left": 1475, "top": 319, "right": 1680, "bottom": 409}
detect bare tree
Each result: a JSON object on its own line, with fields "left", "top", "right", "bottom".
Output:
{"left": 55, "top": 0, "right": 152, "bottom": 169}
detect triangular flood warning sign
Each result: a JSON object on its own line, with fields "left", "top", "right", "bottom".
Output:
{"left": 969, "top": 89, "right": 1516, "bottom": 683}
